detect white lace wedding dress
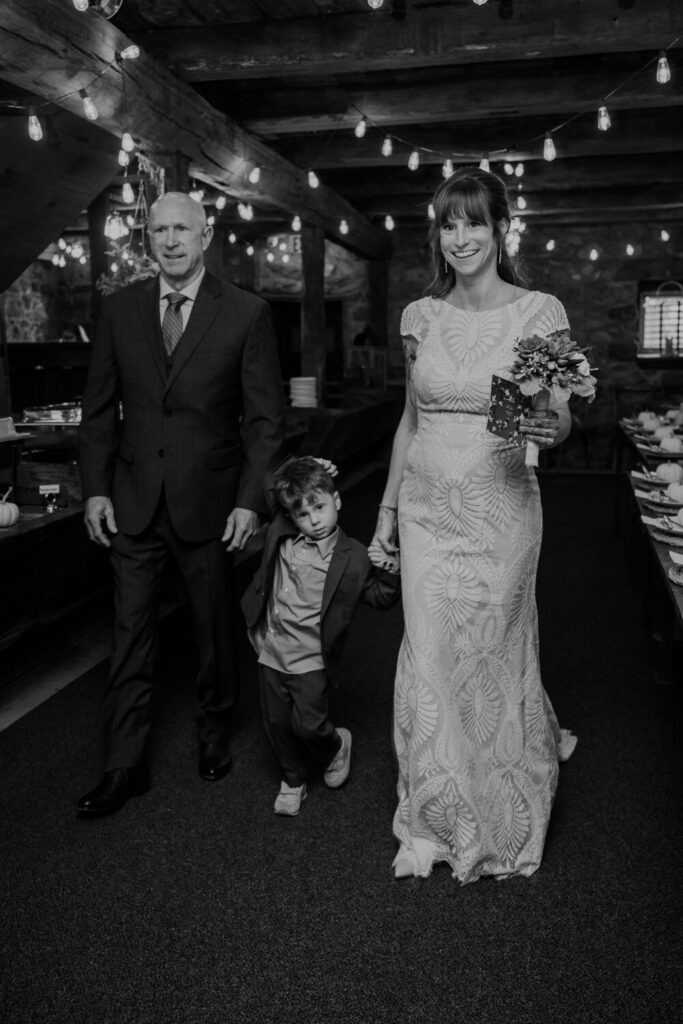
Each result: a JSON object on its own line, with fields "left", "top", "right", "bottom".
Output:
{"left": 393, "top": 291, "right": 577, "bottom": 883}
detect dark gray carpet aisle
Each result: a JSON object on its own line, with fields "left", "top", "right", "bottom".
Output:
{"left": 1, "top": 473, "right": 681, "bottom": 1024}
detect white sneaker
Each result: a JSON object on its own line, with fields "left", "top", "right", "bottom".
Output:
{"left": 274, "top": 781, "right": 307, "bottom": 816}
{"left": 324, "top": 728, "right": 352, "bottom": 788}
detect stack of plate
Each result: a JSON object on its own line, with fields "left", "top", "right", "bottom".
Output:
{"left": 289, "top": 376, "right": 317, "bottom": 408}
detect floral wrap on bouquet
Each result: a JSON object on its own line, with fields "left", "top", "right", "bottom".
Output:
{"left": 512, "top": 329, "right": 597, "bottom": 466}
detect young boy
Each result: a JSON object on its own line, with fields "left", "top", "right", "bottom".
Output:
{"left": 240, "top": 457, "right": 400, "bottom": 816}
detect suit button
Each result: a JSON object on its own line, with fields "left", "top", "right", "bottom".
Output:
{"left": 158, "top": 449, "right": 164, "bottom": 457}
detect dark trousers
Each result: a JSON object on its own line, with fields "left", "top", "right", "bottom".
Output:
{"left": 258, "top": 664, "right": 341, "bottom": 787}
{"left": 103, "top": 496, "right": 237, "bottom": 771}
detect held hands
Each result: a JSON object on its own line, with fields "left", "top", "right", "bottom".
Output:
{"left": 519, "top": 408, "right": 560, "bottom": 449}
{"left": 223, "top": 507, "right": 260, "bottom": 552}
{"left": 84, "top": 496, "right": 118, "bottom": 548}
{"left": 370, "top": 504, "right": 399, "bottom": 556}
{"left": 368, "top": 540, "right": 400, "bottom": 574}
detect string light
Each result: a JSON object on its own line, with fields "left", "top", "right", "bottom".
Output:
{"left": 215, "top": 195, "right": 227, "bottom": 210}
{"left": 384, "top": 215, "right": 395, "bottom": 231}
{"left": 543, "top": 132, "right": 557, "bottom": 161}
{"left": 354, "top": 117, "right": 367, "bottom": 139}
{"left": 58, "top": 239, "right": 67, "bottom": 250}
{"left": 59, "top": 255, "right": 67, "bottom": 268}
{"left": 79, "top": 89, "right": 99, "bottom": 121}
{"left": 117, "top": 149, "right": 129, "bottom": 167}
{"left": 207, "top": 215, "right": 215, "bottom": 226}
{"left": 661, "top": 229, "right": 670, "bottom": 242}
{"left": 121, "top": 131, "right": 135, "bottom": 152}
{"left": 228, "top": 232, "right": 237, "bottom": 244}
{"left": 237, "top": 202, "right": 254, "bottom": 220}
{"left": 381, "top": 136, "right": 393, "bottom": 157}
{"left": 515, "top": 162, "right": 525, "bottom": 177}
{"left": 517, "top": 194, "right": 527, "bottom": 210}
{"left": 291, "top": 214, "right": 301, "bottom": 231}
{"left": 472, "top": 0, "right": 488, "bottom": 5}
{"left": 340, "top": 219, "right": 349, "bottom": 235}
{"left": 367, "top": 0, "right": 384, "bottom": 8}
{"left": 27, "top": 108, "right": 43, "bottom": 142}
{"left": 307, "top": 170, "right": 320, "bottom": 188}
{"left": 656, "top": 51, "right": 671, "bottom": 84}
{"left": 546, "top": 239, "right": 555, "bottom": 252}
{"left": 408, "top": 150, "right": 420, "bottom": 171}
{"left": 427, "top": 203, "right": 435, "bottom": 220}
{"left": 122, "top": 181, "right": 135, "bottom": 204}
{"left": 266, "top": 251, "right": 275, "bottom": 263}
{"left": 189, "top": 188, "right": 204, "bottom": 202}
{"left": 248, "top": 165, "right": 261, "bottom": 184}
{"left": 589, "top": 248, "right": 599, "bottom": 261}
{"left": 119, "top": 45, "right": 140, "bottom": 61}
{"left": 479, "top": 155, "right": 490, "bottom": 172}
{"left": 282, "top": 253, "right": 290, "bottom": 264}
{"left": 71, "top": 243, "right": 84, "bottom": 259}
{"left": 51, "top": 254, "right": 60, "bottom": 266}
{"left": 597, "top": 104, "right": 611, "bottom": 131}
{"left": 246, "top": 244, "right": 254, "bottom": 256}
{"left": 626, "top": 243, "right": 635, "bottom": 256}
{"left": 503, "top": 162, "right": 514, "bottom": 175}
{"left": 442, "top": 159, "right": 454, "bottom": 179}
{"left": 72, "top": 0, "right": 89, "bottom": 10}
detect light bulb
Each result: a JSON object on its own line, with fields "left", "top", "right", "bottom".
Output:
{"left": 515, "top": 162, "right": 524, "bottom": 177}
{"left": 308, "top": 170, "right": 319, "bottom": 188}
{"left": 58, "top": 238, "right": 67, "bottom": 250}
{"left": 279, "top": 242, "right": 287, "bottom": 251}
{"left": 384, "top": 215, "right": 395, "bottom": 231}
{"left": 189, "top": 189, "right": 204, "bottom": 202}
{"left": 442, "top": 159, "right": 454, "bottom": 179}
{"left": 120, "top": 45, "right": 140, "bottom": 60}
{"left": 126, "top": 215, "right": 135, "bottom": 227}
{"left": 266, "top": 252, "right": 275, "bottom": 263}
{"left": 207, "top": 215, "right": 215, "bottom": 226}
{"left": 215, "top": 195, "right": 227, "bottom": 210}
{"left": 27, "top": 109, "right": 43, "bottom": 142}
{"left": 427, "top": 203, "right": 435, "bottom": 221}
{"left": 543, "top": 132, "right": 556, "bottom": 161}
{"left": 79, "top": 255, "right": 87, "bottom": 265}
{"left": 661, "top": 229, "right": 670, "bottom": 242}
{"left": 51, "top": 254, "right": 60, "bottom": 266}
{"left": 473, "top": 0, "right": 488, "bottom": 5}
{"left": 80, "top": 89, "right": 99, "bottom": 121}
{"left": 118, "top": 149, "right": 129, "bottom": 167}
{"left": 58, "top": 255, "right": 66, "bottom": 268}
{"left": 237, "top": 203, "right": 253, "bottom": 220}
{"left": 546, "top": 239, "right": 555, "bottom": 252}
{"left": 656, "top": 51, "right": 671, "bottom": 85}
{"left": 291, "top": 215, "right": 301, "bottom": 232}
{"left": 282, "top": 254, "right": 290, "bottom": 264}
{"left": 589, "top": 248, "right": 599, "bottom": 261}
{"left": 66, "top": 245, "right": 72, "bottom": 255}
{"left": 381, "top": 135, "right": 393, "bottom": 157}
{"left": 248, "top": 165, "right": 261, "bottom": 184}
{"left": 517, "top": 195, "right": 527, "bottom": 210}
{"left": 228, "top": 232, "right": 237, "bottom": 244}
{"left": 597, "top": 104, "right": 611, "bottom": 131}
{"left": 71, "top": 243, "right": 84, "bottom": 259}
{"left": 110, "top": 261, "right": 118, "bottom": 273}
{"left": 73, "top": 0, "right": 89, "bottom": 10}
{"left": 340, "top": 219, "right": 349, "bottom": 235}
{"left": 367, "top": 0, "right": 384, "bottom": 8}
{"left": 503, "top": 162, "right": 514, "bottom": 175}
{"left": 246, "top": 244, "right": 254, "bottom": 256}
{"left": 122, "top": 182, "right": 135, "bottom": 204}
{"left": 479, "top": 155, "right": 490, "bottom": 172}
{"left": 626, "top": 243, "right": 635, "bottom": 256}
{"left": 121, "top": 131, "right": 135, "bottom": 152}
{"left": 354, "top": 117, "right": 367, "bottom": 139}
{"left": 408, "top": 150, "right": 420, "bottom": 171}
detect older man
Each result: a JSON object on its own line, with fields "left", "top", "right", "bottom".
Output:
{"left": 78, "top": 192, "right": 284, "bottom": 816}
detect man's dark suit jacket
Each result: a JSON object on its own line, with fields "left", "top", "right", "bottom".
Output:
{"left": 240, "top": 514, "right": 401, "bottom": 688}
{"left": 79, "top": 271, "right": 283, "bottom": 542}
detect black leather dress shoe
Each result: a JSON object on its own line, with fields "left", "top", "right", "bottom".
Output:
{"left": 198, "top": 740, "right": 233, "bottom": 781}
{"left": 77, "top": 767, "right": 150, "bottom": 818}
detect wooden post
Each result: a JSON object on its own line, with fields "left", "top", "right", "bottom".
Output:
{"left": 300, "top": 223, "right": 326, "bottom": 404}
{"left": 368, "top": 258, "right": 389, "bottom": 344}
{"left": 87, "top": 189, "right": 109, "bottom": 326}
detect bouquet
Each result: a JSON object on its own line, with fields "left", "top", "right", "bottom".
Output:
{"left": 511, "top": 329, "right": 597, "bottom": 467}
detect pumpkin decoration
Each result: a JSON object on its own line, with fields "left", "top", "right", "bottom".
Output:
{"left": 656, "top": 462, "right": 683, "bottom": 483}
{"left": 654, "top": 425, "right": 675, "bottom": 440}
{"left": 0, "top": 486, "right": 19, "bottom": 528}
{"left": 660, "top": 436, "right": 683, "bottom": 453}
{"left": 666, "top": 482, "right": 683, "bottom": 503}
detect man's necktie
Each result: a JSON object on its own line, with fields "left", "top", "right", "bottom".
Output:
{"left": 162, "top": 292, "right": 188, "bottom": 357}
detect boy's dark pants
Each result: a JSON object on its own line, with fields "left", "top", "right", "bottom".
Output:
{"left": 258, "top": 664, "right": 342, "bottom": 787}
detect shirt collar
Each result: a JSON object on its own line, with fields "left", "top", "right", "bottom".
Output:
{"left": 159, "top": 267, "right": 205, "bottom": 303}
{"left": 295, "top": 527, "right": 339, "bottom": 559}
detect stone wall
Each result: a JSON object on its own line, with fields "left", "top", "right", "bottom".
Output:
{"left": 385, "top": 218, "right": 683, "bottom": 469}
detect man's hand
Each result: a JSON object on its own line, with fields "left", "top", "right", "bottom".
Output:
{"left": 222, "top": 507, "right": 260, "bottom": 552}
{"left": 84, "top": 496, "right": 118, "bottom": 548}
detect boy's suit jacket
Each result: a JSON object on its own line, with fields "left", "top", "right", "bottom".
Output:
{"left": 240, "top": 514, "right": 400, "bottom": 687}
{"left": 79, "top": 271, "right": 283, "bottom": 542}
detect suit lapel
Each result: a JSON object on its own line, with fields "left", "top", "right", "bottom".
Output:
{"left": 165, "top": 272, "right": 223, "bottom": 393}
{"left": 138, "top": 276, "right": 165, "bottom": 383}
{"left": 321, "top": 530, "right": 351, "bottom": 619}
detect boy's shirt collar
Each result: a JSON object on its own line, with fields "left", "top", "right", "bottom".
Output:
{"left": 295, "top": 527, "right": 339, "bottom": 559}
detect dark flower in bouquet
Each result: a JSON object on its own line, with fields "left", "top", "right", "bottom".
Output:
{"left": 512, "top": 329, "right": 597, "bottom": 404}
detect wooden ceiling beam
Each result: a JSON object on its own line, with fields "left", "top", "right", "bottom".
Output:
{"left": 0, "top": 0, "right": 389, "bottom": 260}
{"left": 235, "top": 64, "right": 683, "bottom": 137}
{"left": 129, "top": 1, "right": 683, "bottom": 81}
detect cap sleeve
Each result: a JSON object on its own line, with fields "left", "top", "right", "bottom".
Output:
{"left": 400, "top": 301, "right": 419, "bottom": 338}
{"left": 546, "top": 294, "right": 570, "bottom": 334}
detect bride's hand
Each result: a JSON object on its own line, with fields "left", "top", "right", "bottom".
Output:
{"left": 371, "top": 505, "right": 398, "bottom": 554}
{"left": 519, "top": 409, "right": 559, "bottom": 448}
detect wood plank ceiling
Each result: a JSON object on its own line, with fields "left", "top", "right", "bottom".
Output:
{"left": 109, "top": 0, "right": 683, "bottom": 236}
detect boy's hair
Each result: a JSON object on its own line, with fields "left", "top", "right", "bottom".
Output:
{"left": 271, "top": 457, "right": 336, "bottom": 515}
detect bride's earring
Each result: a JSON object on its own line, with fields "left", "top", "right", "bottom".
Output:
{"left": 444, "top": 257, "right": 450, "bottom": 275}
{"left": 497, "top": 246, "right": 502, "bottom": 265}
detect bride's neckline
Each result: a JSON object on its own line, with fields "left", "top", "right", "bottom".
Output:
{"left": 439, "top": 288, "right": 534, "bottom": 313}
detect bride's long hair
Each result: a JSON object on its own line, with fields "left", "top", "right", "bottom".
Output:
{"left": 425, "top": 167, "right": 524, "bottom": 297}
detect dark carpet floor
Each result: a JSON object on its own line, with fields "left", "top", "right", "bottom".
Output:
{"left": 1, "top": 473, "right": 681, "bottom": 1024}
